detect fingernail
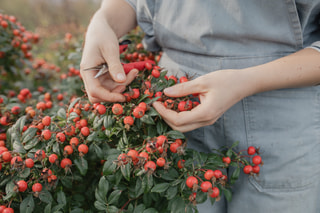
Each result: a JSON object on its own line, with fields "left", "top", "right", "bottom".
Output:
{"left": 117, "top": 73, "right": 126, "bottom": 81}
{"left": 164, "top": 87, "right": 172, "bottom": 94}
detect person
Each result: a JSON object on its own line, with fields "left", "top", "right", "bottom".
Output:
{"left": 80, "top": 0, "right": 320, "bottom": 212}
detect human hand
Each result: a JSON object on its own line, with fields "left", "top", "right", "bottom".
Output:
{"left": 80, "top": 0, "right": 137, "bottom": 103}
{"left": 153, "top": 69, "right": 253, "bottom": 132}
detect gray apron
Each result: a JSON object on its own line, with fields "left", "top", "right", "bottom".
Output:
{"left": 126, "top": 0, "right": 320, "bottom": 212}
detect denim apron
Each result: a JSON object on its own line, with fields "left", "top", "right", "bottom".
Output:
{"left": 126, "top": 0, "right": 320, "bottom": 212}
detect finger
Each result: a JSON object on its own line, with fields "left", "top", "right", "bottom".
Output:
{"left": 88, "top": 85, "right": 126, "bottom": 103}
{"left": 164, "top": 77, "right": 205, "bottom": 97}
{"left": 100, "top": 40, "right": 126, "bottom": 83}
{"left": 124, "top": 69, "right": 139, "bottom": 86}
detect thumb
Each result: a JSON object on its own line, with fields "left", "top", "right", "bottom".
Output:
{"left": 101, "top": 42, "right": 126, "bottom": 83}
{"left": 164, "top": 79, "right": 203, "bottom": 97}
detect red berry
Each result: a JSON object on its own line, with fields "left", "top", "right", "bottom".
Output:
{"left": 118, "top": 153, "right": 128, "bottom": 165}
{"left": 213, "top": 170, "right": 223, "bottom": 179}
{"left": 64, "top": 145, "right": 73, "bottom": 155}
{"left": 79, "top": 119, "right": 88, "bottom": 127}
{"left": 127, "top": 149, "right": 139, "bottom": 161}
{"left": 222, "top": 156, "right": 231, "bottom": 164}
{"left": 17, "top": 180, "right": 28, "bottom": 192}
{"left": 0, "top": 206, "right": 6, "bottom": 212}
{"left": 164, "top": 99, "right": 174, "bottom": 109}
{"left": 11, "top": 156, "right": 23, "bottom": 166}
{"left": 144, "top": 89, "right": 154, "bottom": 98}
{"left": 81, "top": 126, "right": 90, "bottom": 137}
{"left": 209, "top": 187, "right": 220, "bottom": 198}
{"left": 247, "top": 146, "right": 256, "bottom": 155}
{"left": 179, "top": 76, "right": 188, "bottom": 83}
{"left": 42, "top": 116, "right": 51, "bottom": 126}
{"left": 1, "top": 20, "right": 8, "bottom": 28}
{"left": 144, "top": 161, "right": 156, "bottom": 171}
{"left": 138, "top": 102, "right": 147, "bottom": 111}
{"left": 56, "top": 132, "right": 66, "bottom": 142}
{"left": 41, "top": 129, "right": 51, "bottom": 140}
{"left": 32, "top": 183, "right": 42, "bottom": 192}
{"left": 78, "top": 144, "right": 89, "bottom": 155}
{"left": 3, "top": 208, "right": 14, "bottom": 213}
{"left": 123, "top": 116, "right": 134, "bottom": 126}
{"left": 156, "top": 157, "right": 166, "bottom": 167}
{"left": 168, "top": 75, "right": 177, "bottom": 83}
{"left": 34, "top": 150, "right": 46, "bottom": 160}
{"left": 252, "top": 155, "right": 262, "bottom": 165}
{"left": 49, "top": 154, "right": 58, "bottom": 164}
{"left": 139, "top": 152, "right": 149, "bottom": 161}
{"left": 170, "top": 142, "right": 180, "bottom": 153}
{"left": 204, "top": 169, "right": 215, "bottom": 180}
{"left": 69, "top": 137, "right": 79, "bottom": 146}
{"left": 186, "top": 176, "right": 198, "bottom": 189}
{"left": 11, "top": 106, "right": 21, "bottom": 115}
{"left": 243, "top": 165, "right": 253, "bottom": 174}
{"left": 156, "top": 135, "right": 167, "bottom": 147}
{"left": 252, "top": 165, "right": 260, "bottom": 174}
{"left": 1, "top": 151, "right": 12, "bottom": 162}
{"left": 130, "top": 88, "right": 140, "bottom": 99}
{"left": 200, "top": 181, "right": 213, "bottom": 192}
{"left": 112, "top": 104, "right": 123, "bottom": 115}
{"left": 151, "top": 68, "right": 160, "bottom": 78}
{"left": 24, "top": 158, "right": 34, "bottom": 168}
{"left": 132, "top": 106, "right": 145, "bottom": 118}
{"left": 177, "top": 159, "right": 185, "bottom": 169}
{"left": 96, "top": 104, "right": 106, "bottom": 115}
{"left": 60, "top": 158, "right": 72, "bottom": 169}
{"left": 65, "top": 125, "right": 76, "bottom": 136}
{"left": 154, "top": 91, "right": 163, "bottom": 101}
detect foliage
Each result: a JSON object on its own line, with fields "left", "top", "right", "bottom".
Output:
{"left": 0, "top": 13, "right": 263, "bottom": 213}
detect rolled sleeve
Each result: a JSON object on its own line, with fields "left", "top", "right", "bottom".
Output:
{"left": 306, "top": 41, "right": 320, "bottom": 52}
{"left": 125, "top": 0, "right": 136, "bottom": 12}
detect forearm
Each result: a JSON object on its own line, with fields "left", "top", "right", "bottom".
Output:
{"left": 88, "top": 0, "right": 137, "bottom": 39}
{"left": 243, "top": 48, "right": 320, "bottom": 96}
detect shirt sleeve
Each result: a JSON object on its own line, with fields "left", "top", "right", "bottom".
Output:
{"left": 306, "top": 41, "right": 320, "bottom": 53}
{"left": 125, "top": 0, "right": 137, "bottom": 12}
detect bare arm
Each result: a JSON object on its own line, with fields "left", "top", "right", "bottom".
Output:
{"left": 80, "top": 0, "right": 137, "bottom": 103}
{"left": 153, "top": 48, "right": 320, "bottom": 132}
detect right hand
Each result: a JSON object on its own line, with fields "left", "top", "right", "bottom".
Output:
{"left": 80, "top": 0, "right": 137, "bottom": 103}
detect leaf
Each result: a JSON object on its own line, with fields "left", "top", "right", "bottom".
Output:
{"left": 44, "top": 203, "right": 52, "bottom": 213}
{"left": 14, "top": 115, "right": 26, "bottom": 133}
{"left": 20, "top": 195, "right": 35, "bottom": 213}
{"left": 121, "top": 163, "right": 131, "bottom": 181}
{"left": 68, "top": 97, "right": 81, "bottom": 113}
{"left": 13, "top": 139, "right": 26, "bottom": 154}
{"left": 22, "top": 127, "right": 38, "bottom": 143}
{"left": 52, "top": 204, "right": 65, "bottom": 212}
{"left": 222, "top": 187, "right": 232, "bottom": 202}
{"left": 103, "top": 115, "right": 115, "bottom": 129}
{"left": 57, "top": 108, "right": 67, "bottom": 119}
{"left": 107, "top": 206, "right": 119, "bottom": 213}
{"left": 143, "top": 208, "right": 159, "bottom": 213}
{"left": 230, "top": 167, "right": 240, "bottom": 184}
{"left": 231, "top": 141, "right": 240, "bottom": 149}
{"left": 90, "top": 143, "right": 104, "bottom": 159}
{"left": 94, "top": 201, "right": 106, "bottom": 211}
{"left": 74, "top": 157, "right": 88, "bottom": 176}
{"left": 156, "top": 121, "right": 167, "bottom": 135}
{"left": 133, "top": 204, "right": 146, "bottom": 213}
{"left": 23, "top": 138, "right": 39, "bottom": 150}
{"left": 135, "top": 178, "right": 144, "bottom": 198}
{"left": 166, "top": 130, "right": 185, "bottom": 139}
{"left": 70, "top": 208, "right": 84, "bottom": 213}
{"left": 165, "top": 186, "right": 177, "bottom": 200}
{"left": 107, "top": 190, "right": 122, "bottom": 205}
{"left": 18, "top": 168, "right": 30, "bottom": 178}
{"left": 95, "top": 176, "right": 109, "bottom": 202}
{"left": 57, "top": 190, "right": 67, "bottom": 205}
{"left": 140, "top": 115, "right": 155, "bottom": 125}
{"left": 151, "top": 183, "right": 170, "bottom": 193}
{"left": 195, "top": 191, "right": 207, "bottom": 204}
{"left": 102, "top": 160, "right": 117, "bottom": 176}
{"left": 169, "top": 197, "right": 185, "bottom": 213}
{"left": 39, "top": 189, "right": 53, "bottom": 204}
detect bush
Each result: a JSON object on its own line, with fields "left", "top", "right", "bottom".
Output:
{"left": 0, "top": 13, "right": 262, "bottom": 213}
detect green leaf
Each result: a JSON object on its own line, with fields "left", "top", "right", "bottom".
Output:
{"left": 70, "top": 208, "right": 84, "bottom": 213}
{"left": 133, "top": 204, "right": 146, "bottom": 213}
{"left": 166, "top": 130, "right": 185, "bottom": 139}
{"left": 74, "top": 157, "right": 88, "bottom": 176}
{"left": 121, "top": 163, "right": 131, "bottom": 181}
{"left": 94, "top": 201, "right": 106, "bottom": 211}
{"left": 90, "top": 143, "right": 104, "bottom": 159}
{"left": 18, "top": 168, "right": 30, "bottom": 178}
{"left": 135, "top": 178, "right": 144, "bottom": 198}
{"left": 222, "top": 187, "right": 232, "bottom": 202}
{"left": 156, "top": 121, "right": 167, "bottom": 135}
{"left": 39, "top": 189, "right": 53, "bottom": 203}
{"left": 195, "top": 191, "right": 207, "bottom": 204}
{"left": 57, "top": 108, "right": 67, "bottom": 119}
{"left": 52, "top": 204, "right": 65, "bottom": 212}
{"left": 165, "top": 186, "right": 177, "bottom": 200}
{"left": 103, "top": 115, "right": 115, "bottom": 129}
{"left": 57, "top": 190, "right": 67, "bottom": 205}
{"left": 14, "top": 115, "right": 26, "bottom": 133}
{"left": 23, "top": 138, "right": 39, "bottom": 150}
{"left": 68, "top": 97, "right": 81, "bottom": 113}
{"left": 143, "top": 208, "right": 158, "bottom": 213}
{"left": 93, "top": 116, "right": 104, "bottom": 129}
{"left": 231, "top": 141, "right": 240, "bottom": 149}
{"left": 140, "top": 115, "right": 155, "bottom": 125}
{"left": 13, "top": 139, "right": 26, "bottom": 154}
{"left": 230, "top": 167, "right": 240, "bottom": 184}
{"left": 44, "top": 203, "right": 52, "bottom": 213}
{"left": 169, "top": 197, "right": 185, "bottom": 213}
{"left": 107, "top": 190, "right": 122, "bottom": 205}
{"left": 20, "top": 195, "right": 35, "bottom": 213}
{"left": 106, "top": 206, "right": 119, "bottom": 213}
{"left": 102, "top": 160, "right": 117, "bottom": 176}
{"left": 151, "top": 183, "right": 170, "bottom": 193}
{"left": 22, "top": 127, "right": 38, "bottom": 143}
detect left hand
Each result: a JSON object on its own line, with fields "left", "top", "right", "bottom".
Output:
{"left": 153, "top": 69, "right": 253, "bottom": 132}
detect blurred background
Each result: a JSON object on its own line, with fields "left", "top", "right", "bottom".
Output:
{"left": 1, "top": 0, "right": 101, "bottom": 58}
